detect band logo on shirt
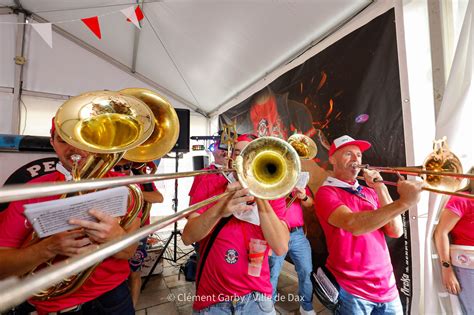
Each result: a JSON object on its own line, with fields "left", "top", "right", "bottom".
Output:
{"left": 225, "top": 249, "right": 239, "bottom": 264}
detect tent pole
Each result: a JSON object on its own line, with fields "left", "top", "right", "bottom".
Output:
{"left": 12, "top": 10, "right": 26, "bottom": 134}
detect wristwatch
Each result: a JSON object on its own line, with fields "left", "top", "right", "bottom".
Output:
{"left": 441, "top": 260, "right": 451, "bottom": 268}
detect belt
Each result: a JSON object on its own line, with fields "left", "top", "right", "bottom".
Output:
{"left": 290, "top": 226, "right": 303, "bottom": 233}
{"left": 49, "top": 304, "right": 82, "bottom": 314}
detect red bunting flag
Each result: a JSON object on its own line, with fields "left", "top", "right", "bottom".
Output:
{"left": 81, "top": 16, "right": 101, "bottom": 39}
{"left": 126, "top": 6, "right": 144, "bottom": 22}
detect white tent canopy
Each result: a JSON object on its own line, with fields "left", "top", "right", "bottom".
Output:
{"left": 0, "top": 0, "right": 370, "bottom": 121}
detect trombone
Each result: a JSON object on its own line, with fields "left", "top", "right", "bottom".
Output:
{"left": 352, "top": 138, "right": 474, "bottom": 199}
{"left": 0, "top": 136, "right": 302, "bottom": 204}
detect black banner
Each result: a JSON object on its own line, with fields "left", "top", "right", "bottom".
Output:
{"left": 219, "top": 9, "right": 412, "bottom": 313}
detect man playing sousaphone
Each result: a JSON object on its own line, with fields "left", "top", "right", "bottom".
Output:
{"left": 0, "top": 117, "right": 140, "bottom": 314}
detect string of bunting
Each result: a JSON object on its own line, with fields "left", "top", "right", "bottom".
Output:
{"left": 0, "top": 6, "right": 144, "bottom": 48}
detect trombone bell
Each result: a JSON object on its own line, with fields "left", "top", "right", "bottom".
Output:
{"left": 235, "top": 137, "right": 301, "bottom": 199}
{"left": 252, "top": 151, "right": 287, "bottom": 185}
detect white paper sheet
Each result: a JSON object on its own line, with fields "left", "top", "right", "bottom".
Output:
{"left": 24, "top": 187, "right": 129, "bottom": 238}
{"left": 295, "top": 172, "right": 310, "bottom": 188}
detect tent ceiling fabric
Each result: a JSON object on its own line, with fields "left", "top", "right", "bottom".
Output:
{"left": 2, "top": 0, "right": 371, "bottom": 115}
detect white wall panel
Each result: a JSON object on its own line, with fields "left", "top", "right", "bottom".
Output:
{"left": 0, "top": 92, "right": 14, "bottom": 134}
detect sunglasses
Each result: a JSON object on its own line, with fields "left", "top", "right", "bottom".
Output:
{"left": 114, "top": 164, "right": 132, "bottom": 172}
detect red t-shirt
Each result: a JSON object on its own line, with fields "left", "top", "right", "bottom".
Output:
{"left": 314, "top": 185, "right": 398, "bottom": 303}
{"left": 189, "top": 174, "right": 288, "bottom": 310}
{"left": 445, "top": 194, "right": 474, "bottom": 246}
{"left": 0, "top": 171, "right": 132, "bottom": 313}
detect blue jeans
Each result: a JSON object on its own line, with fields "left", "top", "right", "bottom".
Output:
{"left": 192, "top": 292, "right": 275, "bottom": 315}
{"left": 268, "top": 227, "right": 313, "bottom": 311}
{"left": 336, "top": 287, "right": 402, "bottom": 315}
{"left": 454, "top": 265, "right": 474, "bottom": 314}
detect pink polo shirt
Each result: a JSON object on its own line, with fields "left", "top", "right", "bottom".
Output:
{"left": 0, "top": 171, "right": 131, "bottom": 314}
{"left": 283, "top": 187, "right": 311, "bottom": 228}
{"left": 445, "top": 194, "right": 474, "bottom": 246}
{"left": 314, "top": 185, "right": 399, "bottom": 303}
{"left": 189, "top": 174, "right": 288, "bottom": 310}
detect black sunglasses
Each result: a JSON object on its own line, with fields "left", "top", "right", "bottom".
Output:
{"left": 114, "top": 164, "right": 132, "bottom": 172}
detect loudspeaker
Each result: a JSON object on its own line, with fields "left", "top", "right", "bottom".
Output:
{"left": 193, "top": 156, "right": 209, "bottom": 170}
{"left": 172, "top": 109, "right": 190, "bottom": 153}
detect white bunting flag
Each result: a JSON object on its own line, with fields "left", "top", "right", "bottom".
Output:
{"left": 31, "top": 23, "right": 53, "bottom": 48}
{"left": 121, "top": 6, "right": 141, "bottom": 29}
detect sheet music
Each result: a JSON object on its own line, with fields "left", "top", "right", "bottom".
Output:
{"left": 24, "top": 187, "right": 129, "bottom": 238}
{"left": 296, "top": 172, "right": 310, "bottom": 188}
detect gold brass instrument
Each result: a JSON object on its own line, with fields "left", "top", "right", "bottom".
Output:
{"left": 24, "top": 90, "right": 158, "bottom": 300}
{"left": 235, "top": 137, "right": 301, "bottom": 199}
{"left": 118, "top": 88, "right": 179, "bottom": 227}
{"left": 288, "top": 134, "right": 318, "bottom": 160}
{"left": 132, "top": 161, "right": 158, "bottom": 227}
{"left": 284, "top": 134, "right": 316, "bottom": 207}
{"left": 120, "top": 88, "right": 180, "bottom": 162}
{"left": 354, "top": 138, "right": 474, "bottom": 199}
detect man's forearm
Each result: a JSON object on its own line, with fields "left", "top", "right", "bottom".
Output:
{"left": 257, "top": 200, "right": 289, "bottom": 256}
{"left": 374, "top": 184, "right": 403, "bottom": 237}
{"left": 338, "top": 200, "right": 410, "bottom": 236}
{"left": 0, "top": 244, "right": 53, "bottom": 279}
{"left": 182, "top": 203, "right": 224, "bottom": 245}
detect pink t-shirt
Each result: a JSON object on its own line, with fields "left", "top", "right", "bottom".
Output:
{"left": 190, "top": 175, "right": 288, "bottom": 310}
{"left": 189, "top": 167, "right": 229, "bottom": 210}
{"left": 188, "top": 165, "right": 223, "bottom": 200}
{"left": 283, "top": 187, "right": 311, "bottom": 228}
{"left": 445, "top": 194, "right": 474, "bottom": 246}
{"left": 314, "top": 185, "right": 399, "bottom": 303}
{"left": 0, "top": 171, "right": 131, "bottom": 314}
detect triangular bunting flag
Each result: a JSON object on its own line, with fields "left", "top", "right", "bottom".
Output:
{"left": 31, "top": 23, "right": 53, "bottom": 48}
{"left": 126, "top": 6, "right": 144, "bottom": 22}
{"left": 121, "top": 6, "right": 141, "bottom": 29}
{"left": 81, "top": 16, "right": 101, "bottom": 39}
